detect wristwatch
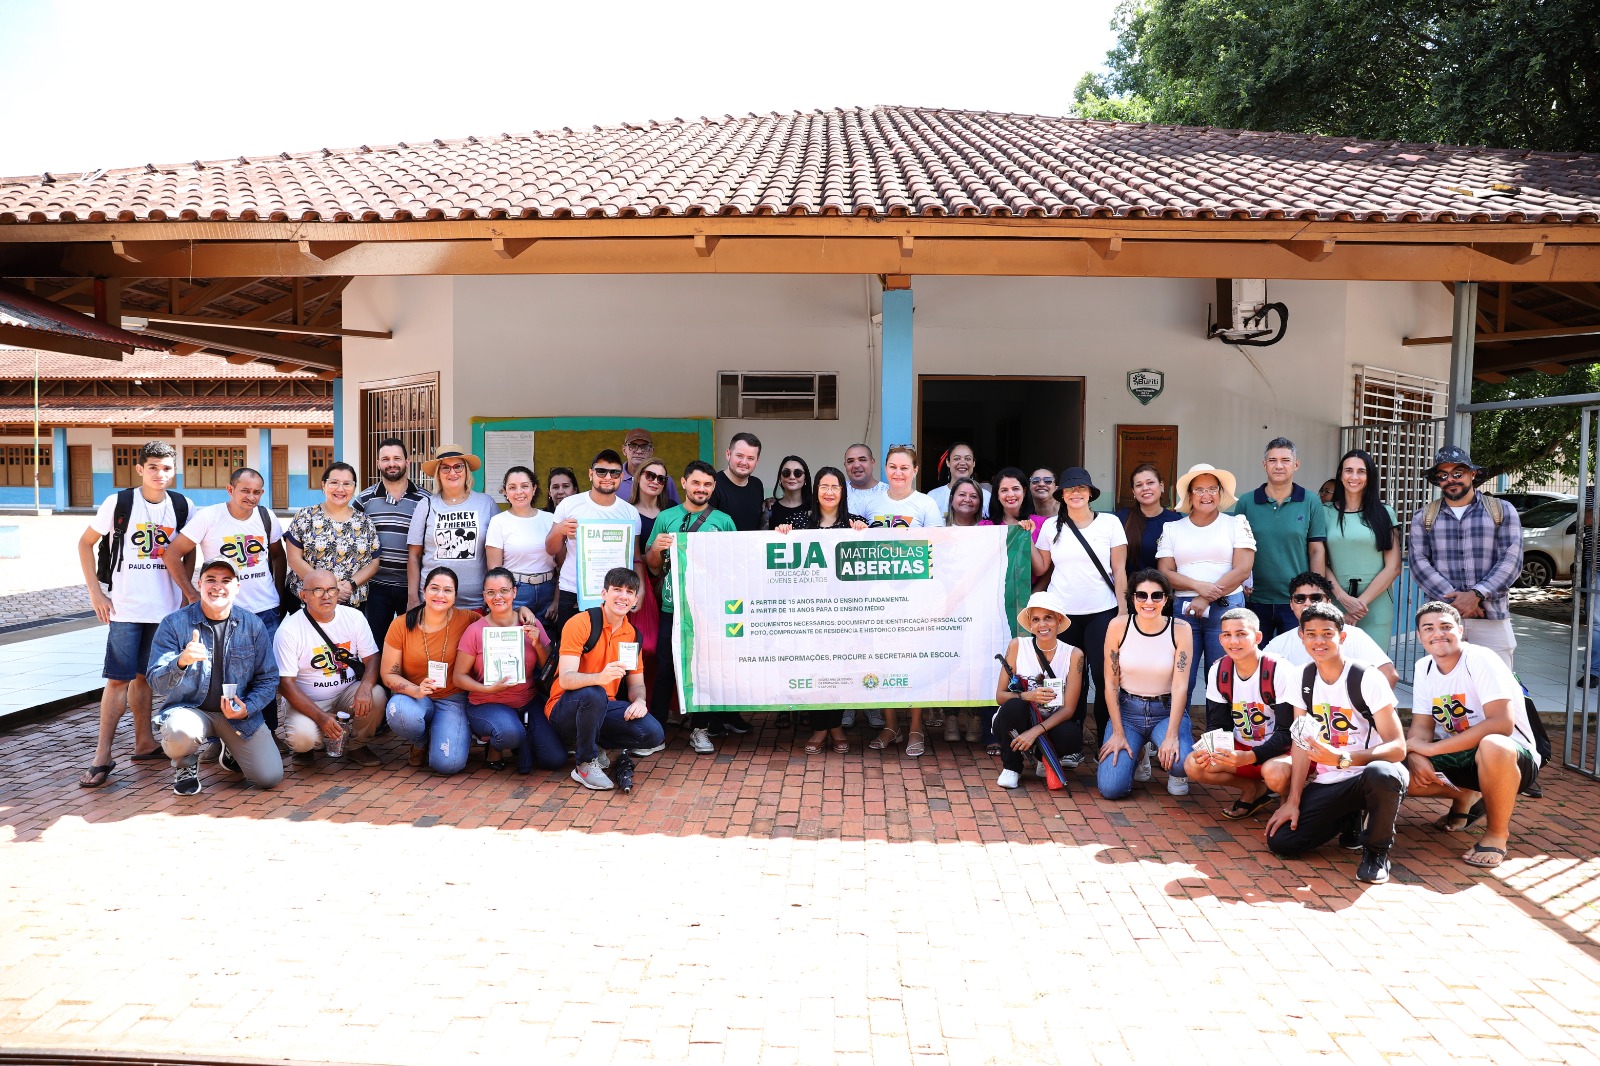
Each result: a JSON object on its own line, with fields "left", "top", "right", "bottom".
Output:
{"left": 1336, "top": 752, "right": 1353, "bottom": 771}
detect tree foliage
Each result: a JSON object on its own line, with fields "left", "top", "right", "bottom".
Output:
{"left": 1076, "top": 0, "right": 1600, "bottom": 152}
{"left": 1471, "top": 364, "right": 1600, "bottom": 485}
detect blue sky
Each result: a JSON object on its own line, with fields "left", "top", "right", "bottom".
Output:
{"left": 0, "top": 0, "right": 1124, "bottom": 176}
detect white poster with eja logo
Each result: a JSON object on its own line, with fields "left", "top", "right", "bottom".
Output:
{"left": 671, "top": 526, "right": 1031, "bottom": 713}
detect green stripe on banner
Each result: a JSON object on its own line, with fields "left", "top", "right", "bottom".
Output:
{"left": 1004, "top": 523, "right": 1032, "bottom": 636}
{"left": 673, "top": 534, "right": 698, "bottom": 713}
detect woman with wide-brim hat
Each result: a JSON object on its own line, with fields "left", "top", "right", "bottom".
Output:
{"left": 1031, "top": 466, "right": 1128, "bottom": 750}
{"left": 407, "top": 445, "right": 499, "bottom": 612}
{"left": 992, "top": 591, "right": 1085, "bottom": 790}
{"left": 1156, "top": 463, "right": 1256, "bottom": 718}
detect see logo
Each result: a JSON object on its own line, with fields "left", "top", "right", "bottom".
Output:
{"left": 766, "top": 542, "right": 828, "bottom": 570}
{"left": 130, "top": 523, "right": 174, "bottom": 559}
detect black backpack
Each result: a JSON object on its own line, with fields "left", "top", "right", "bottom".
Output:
{"left": 537, "top": 607, "right": 606, "bottom": 687}
{"left": 1299, "top": 662, "right": 1376, "bottom": 729}
{"left": 95, "top": 488, "right": 191, "bottom": 591}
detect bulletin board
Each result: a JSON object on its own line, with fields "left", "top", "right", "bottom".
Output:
{"left": 469, "top": 416, "right": 715, "bottom": 506}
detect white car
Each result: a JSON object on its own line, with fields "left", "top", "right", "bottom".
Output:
{"left": 1517, "top": 499, "right": 1579, "bottom": 588}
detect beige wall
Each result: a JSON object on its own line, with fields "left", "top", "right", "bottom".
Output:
{"left": 340, "top": 273, "right": 1452, "bottom": 493}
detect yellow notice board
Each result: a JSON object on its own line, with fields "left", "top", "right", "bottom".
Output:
{"left": 470, "top": 417, "right": 715, "bottom": 506}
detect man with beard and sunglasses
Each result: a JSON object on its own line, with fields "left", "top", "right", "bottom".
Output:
{"left": 1408, "top": 446, "right": 1523, "bottom": 668}
{"left": 545, "top": 449, "right": 642, "bottom": 636}
{"left": 1262, "top": 572, "right": 1399, "bottom": 690}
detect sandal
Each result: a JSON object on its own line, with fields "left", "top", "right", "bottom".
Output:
{"left": 833, "top": 738, "right": 851, "bottom": 754}
{"left": 131, "top": 747, "right": 165, "bottom": 761}
{"left": 1433, "top": 797, "right": 1486, "bottom": 832}
{"left": 905, "top": 731, "right": 926, "bottom": 757}
{"left": 1463, "top": 843, "right": 1506, "bottom": 868}
{"left": 78, "top": 762, "right": 114, "bottom": 788}
{"left": 407, "top": 745, "right": 425, "bottom": 767}
{"left": 868, "top": 728, "right": 902, "bottom": 751}
{"left": 985, "top": 742, "right": 1002, "bottom": 757}
{"left": 1222, "top": 791, "right": 1277, "bottom": 820}
{"left": 803, "top": 733, "right": 827, "bottom": 755}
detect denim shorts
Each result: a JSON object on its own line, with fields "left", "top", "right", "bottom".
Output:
{"left": 103, "top": 620, "right": 159, "bottom": 682}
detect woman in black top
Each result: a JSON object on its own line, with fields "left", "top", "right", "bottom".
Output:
{"left": 1114, "top": 463, "right": 1181, "bottom": 574}
{"left": 765, "top": 455, "right": 813, "bottom": 530}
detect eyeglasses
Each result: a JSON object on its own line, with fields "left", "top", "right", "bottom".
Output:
{"left": 1062, "top": 485, "right": 1090, "bottom": 494}
{"left": 624, "top": 441, "right": 651, "bottom": 450}
{"left": 1133, "top": 590, "right": 1167, "bottom": 601}
{"left": 780, "top": 468, "right": 805, "bottom": 478}
{"left": 1291, "top": 592, "right": 1327, "bottom": 604}
{"left": 1030, "top": 477, "right": 1054, "bottom": 485}
{"left": 1437, "top": 468, "right": 1474, "bottom": 482}
{"left": 437, "top": 463, "right": 467, "bottom": 474}
{"left": 641, "top": 470, "right": 668, "bottom": 483}
{"left": 483, "top": 587, "right": 516, "bottom": 598}
{"left": 592, "top": 467, "right": 623, "bottom": 478}
{"left": 1191, "top": 486, "right": 1221, "bottom": 497}
{"left": 304, "top": 586, "right": 339, "bottom": 597}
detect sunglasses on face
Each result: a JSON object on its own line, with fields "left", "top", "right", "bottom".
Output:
{"left": 1030, "top": 477, "right": 1054, "bottom": 485}
{"left": 1437, "top": 468, "right": 1474, "bottom": 482}
{"left": 641, "top": 471, "right": 668, "bottom": 483}
{"left": 781, "top": 468, "right": 805, "bottom": 478}
{"left": 1133, "top": 590, "right": 1167, "bottom": 602}
{"left": 591, "top": 467, "right": 623, "bottom": 478}
{"left": 304, "top": 586, "right": 340, "bottom": 597}
{"left": 1291, "top": 592, "right": 1327, "bottom": 604}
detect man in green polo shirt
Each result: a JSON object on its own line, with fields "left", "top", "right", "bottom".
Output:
{"left": 1233, "top": 437, "right": 1326, "bottom": 642}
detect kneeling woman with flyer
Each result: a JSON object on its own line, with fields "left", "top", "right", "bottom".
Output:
{"left": 992, "top": 591, "right": 1085, "bottom": 790}
{"left": 382, "top": 566, "right": 479, "bottom": 774}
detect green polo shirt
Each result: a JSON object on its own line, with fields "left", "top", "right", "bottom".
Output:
{"left": 654, "top": 504, "right": 737, "bottom": 614}
{"left": 1232, "top": 483, "right": 1327, "bottom": 604}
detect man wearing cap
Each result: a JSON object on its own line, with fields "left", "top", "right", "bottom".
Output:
{"left": 618, "top": 428, "right": 679, "bottom": 506}
{"left": 1408, "top": 446, "right": 1523, "bottom": 667}
{"left": 146, "top": 557, "right": 283, "bottom": 796}
{"left": 407, "top": 444, "right": 499, "bottom": 613}
{"left": 1232, "top": 437, "right": 1327, "bottom": 643}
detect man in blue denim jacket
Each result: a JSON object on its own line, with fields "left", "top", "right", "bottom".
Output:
{"left": 148, "top": 557, "right": 283, "bottom": 795}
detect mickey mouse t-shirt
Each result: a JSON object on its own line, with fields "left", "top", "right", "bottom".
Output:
{"left": 179, "top": 502, "right": 284, "bottom": 614}
{"left": 1286, "top": 661, "right": 1395, "bottom": 783}
{"left": 408, "top": 491, "right": 499, "bottom": 610}
{"left": 90, "top": 491, "right": 185, "bottom": 623}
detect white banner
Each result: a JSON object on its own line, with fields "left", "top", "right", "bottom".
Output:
{"left": 671, "top": 526, "right": 1031, "bottom": 713}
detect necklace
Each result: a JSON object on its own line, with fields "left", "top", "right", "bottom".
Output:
{"left": 420, "top": 608, "right": 453, "bottom": 662}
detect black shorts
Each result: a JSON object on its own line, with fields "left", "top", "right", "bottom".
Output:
{"left": 1431, "top": 744, "right": 1539, "bottom": 795}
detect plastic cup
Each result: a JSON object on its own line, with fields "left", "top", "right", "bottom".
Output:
{"left": 427, "top": 661, "right": 448, "bottom": 686}
{"left": 618, "top": 642, "right": 640, "bottom": 671}
{"left": 221, "top": 683, "right": 238, "bottom": 700}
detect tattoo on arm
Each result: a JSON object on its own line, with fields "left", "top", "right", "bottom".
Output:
{"left": 1175, "top": 651, "right": 1189, "bottom": 674}
{"left": 1109, "top": 649, "right": 1121, "bottom": 682}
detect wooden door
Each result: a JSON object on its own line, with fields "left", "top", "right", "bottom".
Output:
{"left": 68, "top": 445, "right": 94, "bottom": 508}
{"left": 1114, "top": 425, "right": 1178, "bottom": 510}
{"left": 271, "top": 445, "right": 288, "bottom": 510}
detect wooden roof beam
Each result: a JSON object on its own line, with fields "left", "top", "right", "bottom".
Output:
{"left": 0, "top": 323, "right": 126, "bottom": 360}
{"left": 129, "top": 322, "right": 341, "bottom": 370}
{"left": 1473, "top": 241, "right": 1545, "bottom": 265}
{"left": 491, "top": 237, "right": 537, "bottom": 259}
{"left": 129, "top": 310, "right": 388, "bottom": 340}
{"left": 1277, "top": 238, "right": 1336, "bottom": 262}
{"left": 111, "top": 239, "right": 185, "bottom": 264}
{"left": 298, "top": 240, "right": 359, "bottom": 261}
{"left": 1085, "top": 236, "right": 1122, "bottom": 260}
{"left": 1404, "top": 323, "right": 1600, "bottom": 346}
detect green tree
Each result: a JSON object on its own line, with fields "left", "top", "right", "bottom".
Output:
{"left": 1471, "top": 364, "right": 1600, "bottom": 484}
{"left": 1077, "top": 0, "right": 1600, "bottom": 153}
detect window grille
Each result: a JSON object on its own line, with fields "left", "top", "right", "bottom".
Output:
{"left": 360, "top": 375, "right": 439, "bottom": 490}
{"left": 717, "top": 372, "right": 839, "bottom": 420}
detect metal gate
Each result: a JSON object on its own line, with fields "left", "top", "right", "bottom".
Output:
{"left": 1567, "top": 406, "right": 1599, "bottom": 779}
{"left": 360, "top": 374, "right": 440, "bottom": 491}
{"left": 1339, "top": 417, "right": 1447, "bottom": 685}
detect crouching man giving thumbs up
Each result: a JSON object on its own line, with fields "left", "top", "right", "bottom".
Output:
{"left": 147, "top": 557, "right": 282, "bottom": 796}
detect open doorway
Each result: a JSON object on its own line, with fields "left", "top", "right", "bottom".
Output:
{"left": 917, "top": 376, "right": 1083, "bottom": 492}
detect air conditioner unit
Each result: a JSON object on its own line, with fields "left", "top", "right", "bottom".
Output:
{"left": 1208, "top": 278, "right": 1288, "bottom": 346}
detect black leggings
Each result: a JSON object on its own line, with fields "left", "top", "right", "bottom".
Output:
{"left": 1066, "top": 607, "right": 1115, "bottom": 738}
{"left": 992, "top": 698, "right": 1084, "bottom": 773}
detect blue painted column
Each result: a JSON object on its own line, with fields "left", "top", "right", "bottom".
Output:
{"left": 259, "top": 428, "right": 274, "bottom": 510}
{"left": 332, "top": 376, "right": 345, "bottom": 463}
{"left": 880, "top": 286, "right": 915, "bottom": 462}
{"left": 51, "top": 427, "right": 67, "bottom": 512}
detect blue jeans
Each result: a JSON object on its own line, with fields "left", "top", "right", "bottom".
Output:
{"left": 1178, "top": 591, "right": 1245, "bottom": 710}
{"left": 547, "top": 685, "right": 665, "bottom": 765}
{"left": 386, "top": 691, "right": 470, "bottom": 774}
{"left": 1098, "top": 692, "right": 1193, "bottom": 800}
{"left": 103, "top": 620, "right": 159, "bottom": 682}
{"left": 513, "top": 581, "right": 555, "bottom": 619}
{"left": 472, "top": 698, "right": 567, "bottom": 772}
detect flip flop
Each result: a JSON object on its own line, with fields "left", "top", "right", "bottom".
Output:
{"left": 1463, "top": 843, "right": 1506, "bottom": 868}
{"left": 131, "top": 748, "right": 165, "bottom": 761}
{"left": 1432, "top": 797, "right": 1487, "bottom": 832}
{"left": 78, "top": 762, "right": 114, "bottom": 788}
{"left": 1222, "top": 791, "right": 1277, "bottom": 819}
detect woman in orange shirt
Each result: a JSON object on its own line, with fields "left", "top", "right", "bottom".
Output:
{"left": 381, "top": 566, "right": 480, "bottom": 773}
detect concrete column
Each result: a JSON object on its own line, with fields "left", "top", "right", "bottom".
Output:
{"left": 51, "top": 427, "right": 67, "bottom": 512}
{"left": 880, "top": 286, "right": 914, "bottom": 462}
{"left": 259, "top": 428, "right": 274, "bottom": 510}
{"left": 332, "top": 377, "right": 345, "bottom": 463}
{"left": 1446, "top": 282, "right": 1478, "bottom": 449}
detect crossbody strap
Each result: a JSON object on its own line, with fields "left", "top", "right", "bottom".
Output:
{"left": 1063, "top": 515, "right": 1116, "bottom": 592}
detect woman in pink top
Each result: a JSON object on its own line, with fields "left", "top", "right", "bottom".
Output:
{"left": 451, "top": 567, "right": 564, "bottom": 772}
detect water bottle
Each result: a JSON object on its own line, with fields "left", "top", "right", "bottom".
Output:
{"left": 326, "top": 711, "right": 351, "bottom": 758}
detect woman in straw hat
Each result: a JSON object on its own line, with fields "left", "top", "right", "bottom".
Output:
{"left": 408, "top": 445, "right": 499, "bottom": 612}
{"left": 1156, "top": 463, "right": 1256, "bottom": 714}
{"left": 992, "top": 591, "right": 1085, "bottom": 790}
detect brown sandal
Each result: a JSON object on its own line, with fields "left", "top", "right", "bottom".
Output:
{"left": 803, "top": 733, "right": 827, "bottom": 755}
{"left": 78, "top": 762, "right": 114, "bottom": 788}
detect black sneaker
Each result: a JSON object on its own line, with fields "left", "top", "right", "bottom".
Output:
{"left": 722, "top": 715, "right": 753, "bottom": 735}
{"left": 1338, "top": 813, "right": 1364, "bottom": 850}
{"left": 218, "top": 744, "right": 240, "bottom": 774}
{"left": 1356, "top": 847, "right": 1391, "bottom": 884}
{"left": 173, "top": 762, "right": 202, "bottom": 796}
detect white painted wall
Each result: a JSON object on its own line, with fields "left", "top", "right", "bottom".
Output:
{"left": 340, "top": 273, "right": 1452, "bottom": 494}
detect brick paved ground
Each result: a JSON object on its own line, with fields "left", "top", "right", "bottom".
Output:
{"left": 3, "top": 709, "right": 1599, "bottom": 1065}
{"left": 0, "top": 583, "right": 93, "bottom": 629}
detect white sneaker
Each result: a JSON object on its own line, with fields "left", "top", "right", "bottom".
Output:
{"left": 1035, "top": 760, "right": 1049, "bottom": 780}
{"left": 997, "top": 769, "right": 1021, "bottom": 789}
{"left": 571, "top": 760, "right": 614, "bottom": 790}
{"left": 596, "top": 749, "right": 611, "bottom": 770}
{"left": 628, "top": 743, "right": 666, "bottom": 757}
{"left": 944, "top": 717, "right": 961, "bottom": 743}
{"left": 689, "top": 728, "right": 715, "bottom": 754}
{"left": 1167, "top": 775, "right": 1190, "bottom": 796}
{"left": 1134, "top": 744, "right": 1153, "bottom": 783}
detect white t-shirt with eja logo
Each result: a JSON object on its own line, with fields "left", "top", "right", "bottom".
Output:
{"left": 1286, "top": 661, "right": 1396, "bottom": 784}
{"left": 552, "top": 492, "right": 642, "bottom": 593}
{"left": 1411, "top": 641, "right": 1541, "bottom": 767}
{"left": 91, "top": 491, "right": 185, "bottom": 624}
{"left": 273, "top": 604, "right": 378, "bottom": 703}
{"left": 1206, "top": 651, "right": 1290, "bottom": 749}
{"left": 179, "top": 503, "right": 284, "bottom": 614}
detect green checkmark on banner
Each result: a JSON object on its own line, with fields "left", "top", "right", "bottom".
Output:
{"left": 725, "top": 598, "right": 743, "bottom": 614}
{"left": 725, "top": 622, "right": 744, "bottom": 637}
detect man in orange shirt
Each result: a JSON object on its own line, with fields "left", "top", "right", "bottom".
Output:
{"left": 546, "top": 567, "right": 663, "bottom": 790}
